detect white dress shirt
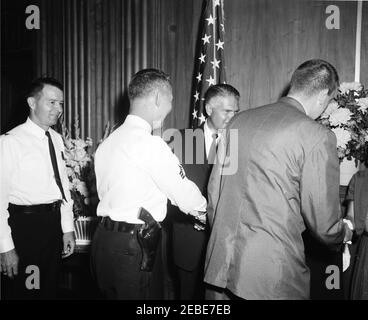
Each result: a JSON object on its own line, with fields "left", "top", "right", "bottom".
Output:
{"left": 0, "top": 118, "right": 74, "bottom": 253}
{"left": 95, "top": 115, "right": 207, "bottom": 223}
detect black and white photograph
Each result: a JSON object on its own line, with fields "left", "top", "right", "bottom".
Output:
{"left": 1, "top": 0, "right": 368, "bottom": 304}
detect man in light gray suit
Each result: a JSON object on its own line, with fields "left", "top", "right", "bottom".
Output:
{"left": 204, "top": 59, "right": 353, "bottom": 300}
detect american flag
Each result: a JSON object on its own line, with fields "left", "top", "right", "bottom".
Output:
{"left": 191, "top": 0, "right": 226, "bottom": 128}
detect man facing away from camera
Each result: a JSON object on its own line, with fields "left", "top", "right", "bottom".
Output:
{"left": 0, "top": 77, "right": 75, "bottom": 300}
{"left": 204, "top": 59, "right": 353, "bottom": 300}
{"left": 169, "top": 84, "right": 240, "bottom": 299}
{"left": 91, "top": 68, "right": 207, "bottom": 300}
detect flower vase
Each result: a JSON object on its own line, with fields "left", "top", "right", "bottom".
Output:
{"left": 74, "top": 216, "right": 98, "bottom": 246}
{"left": 340, "top": 158, "right": 359, "bottom": 186}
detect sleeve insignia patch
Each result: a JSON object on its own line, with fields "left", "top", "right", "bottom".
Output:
{"left": 178, "top": 164, "right": 186, "bottom": 179}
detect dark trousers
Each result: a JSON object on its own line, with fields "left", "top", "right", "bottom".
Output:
{"left": 176, "top": 266, "right": 204, "bottom": 300}
{"left": 90, "top": 223, "right": 164, "bottom": 300}
{"left": 2, "top": 204, "right": 63, "bottom": 300}
{"left": 303, "top": 230, "right": 344, "bottom": 300}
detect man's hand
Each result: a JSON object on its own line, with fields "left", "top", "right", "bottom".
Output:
{"left": 343, "top": 219, "right": 354, "bottom": 244}
{"left": 189, "top": 211, "right": 207, "bottom": 231}
{"left": 0, "top": 249, "right": 19, "bottom": 279}
{"left": 62, "top": 231, "right": 75, "bottom": 258}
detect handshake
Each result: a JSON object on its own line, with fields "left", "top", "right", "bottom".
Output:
{"left": 189, "top": 210, "right": 207, "bottom": 231}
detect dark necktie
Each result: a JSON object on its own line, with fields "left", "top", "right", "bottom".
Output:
{"left": 208, "top": 133, "right": 218, "bottom": 164}
{"left": 45, "top": 131, "right": 67, "bottom": 201}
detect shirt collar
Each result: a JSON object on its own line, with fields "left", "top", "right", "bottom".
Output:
{"left": 204, "top": 120, "right": 218, "bottom": 137}
{"left": 125, "top": 114, "right": 152, "bottom": 133}
{"left": 25, "top": 117, "right": 48, "bottom": 140}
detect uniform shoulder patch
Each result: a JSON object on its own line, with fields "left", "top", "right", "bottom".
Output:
{"left": 178, "top": 164, "right": 186, "bottom": 179}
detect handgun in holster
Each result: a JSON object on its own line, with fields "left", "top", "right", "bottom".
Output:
{"left": 137, "top": 207, "right": 162, "bottom": 272}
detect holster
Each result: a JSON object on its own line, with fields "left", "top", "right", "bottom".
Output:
{"left": 137, "top": 207, "right": 162, "bottom": 272}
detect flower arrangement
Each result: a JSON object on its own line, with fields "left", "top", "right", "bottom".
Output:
{"left": 60, "top": 119, "right": 114, "bottom": 245}
{"left": 318, "top": 82, "right": 368, "bottom": 166}
{"left": 61, "top": 118, "right": 98, "bottom": 218}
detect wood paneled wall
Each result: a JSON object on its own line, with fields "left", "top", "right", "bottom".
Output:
{"left": 158, "top": 0, "right": 367, "bottom": 128}
{"left": 2, "top": 0, "right": 367, "bottom": 141}
{"left": 224, "top": 0, "right": 365, "bottom": 109}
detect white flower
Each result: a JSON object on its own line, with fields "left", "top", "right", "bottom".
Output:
{"left": 337, "top": 147, "right": 346, "bottom": 159}
{"left": 329, "top": 108, "right": 352, "bottom": 126}
{"left": 74, "top": 139, "right": 88, "bottom": 149}
{"left": 66, "top": 167, "right": 75, "bottom": 179}
{"left": 321, "top": 101, "right": 339, "bottom": 118}
{"left": 357, "top": 97, "right": 368, "bottom": 114}
{"left": 74, "top": 180, "right": 88, "bottom": 197}
{"left": 332, "top": 127, "right": 351, "bottom": 149}
{"left": 78, "top": 181, "right": 88, "bottom": 197}
{"left": 339, "top": 82, "right": 363, "bottom": 94}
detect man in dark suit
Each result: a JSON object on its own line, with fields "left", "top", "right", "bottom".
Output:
{"left": 204, "top": 59, "right": 353, "bottom": 299}
{"left": 169, "top": 84, "right": 240, "bottom": 299}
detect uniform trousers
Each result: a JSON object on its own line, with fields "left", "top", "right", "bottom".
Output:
{"left": 90, "top": 220, "right": 164, "bottom": 300}
{"left": 2, "top": 203, "right": 63, "bottom": 300}
{"left": 176, "top": 265, "right": 204, "bottom": 300}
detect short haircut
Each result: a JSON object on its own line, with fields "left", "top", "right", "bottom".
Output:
{"left": 289, "top": 59, "right": 339, "bottom": 96}
{"left": 128, "top": 68, "right": 171, "bottom": 101}
{"left": 204, "top": 83, "right": 240, "bottom": 106}
{"left": 26, "top": 77, "right": 63, "bottom": 98}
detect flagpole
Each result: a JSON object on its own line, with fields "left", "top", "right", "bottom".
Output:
{"left": 354, "top": 0, "right": 362, "bottom": 82}
{"left": 212, "top": 0, "right": 217, "bottom": 81}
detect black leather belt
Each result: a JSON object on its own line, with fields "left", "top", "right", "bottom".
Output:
{"left": 100, "top": 216, "right": 142, "bottom": 233}
{"left": 8, "top": 201, "right": 62, "bottom": 215}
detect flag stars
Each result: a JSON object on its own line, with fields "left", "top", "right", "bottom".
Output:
{"left": 192, "top": 109, "right": 198, "bottom": 120}
{"left": 206, "top": 75, "right": 215, "bottom": 86}
{"left": 211, "top": 58, "right": 220, "bottom": 69}
{"left": 215, "top": 39, "right": 224, "bottom": 50}
{"left": 199, "top": 53, "right": 206, "bottom": 64}
{"left": 206, "top": 14, "right": 216, "bottom": 26}
{"left": 202, "top": 34, "right": 211, "bottom": 45}
{"left": 196, "top": 73, "right": 202, "bottom": 82}
{"left": 214, "top": 0, "right": 220, "bottom": 7}
{"left": 198, "top": 113, "right": 206, "bottom": 125}
{"left": 194, "top": 91, "right": 200, "bottom": 102}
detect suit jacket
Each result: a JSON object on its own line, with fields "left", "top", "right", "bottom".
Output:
{"left": 204, "top": 97, "right": 345, "bottom": 299}
{"left": 169, "top": 126, "right": 212, "bottom": 271}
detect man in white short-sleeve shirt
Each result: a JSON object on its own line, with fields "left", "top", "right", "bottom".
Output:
{"left": 91, "top": 68, "right": 207, "bottom": 300}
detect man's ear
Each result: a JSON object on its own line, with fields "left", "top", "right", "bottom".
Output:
{"left": 27, "top": 97, "right": 35, "bottom": 110}
{"left": 317, "top": 89, "right": 329, "bottom": 106}
{"left": 154, "top": 90, "right": 161, "bottom": 109}
{"left": 205, "top": 103, "right": 212, "bottom": 116}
